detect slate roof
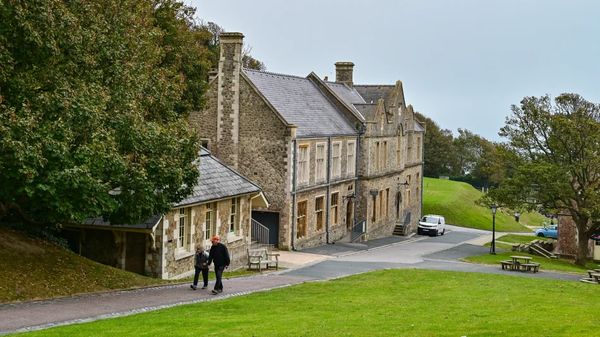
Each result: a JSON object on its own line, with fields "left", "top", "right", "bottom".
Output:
{"left": 174, "top": 148, "right": 261, "bottom": 207}
{"left": 78, "top": 149, "right": 261, "bottom": 231}
{"left": 354, "top": 85, "right": 395, "bottom": 104}
{"left": 81, "top": 215, "right": 162, "bottom": 231}
{"left": 325, "top": 82, "right": 366, "bottom": 105}
{"left": 244, "top": 69, "right": 357, "bottom": 137}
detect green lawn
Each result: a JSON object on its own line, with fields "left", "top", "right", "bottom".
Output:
{"left": 15, "top": 269, "right": 600, "bottom": 337}
{"left": 423, "top": 177, "right": 543, "bottom": 232}
{"left": 498, "top": 234, "right": 551, "bottom": 245}
{"left": 464, "top": 251, "right": 599, "bottom": 274}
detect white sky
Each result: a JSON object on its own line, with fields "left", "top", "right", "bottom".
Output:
{"left": 188, "top": 0, "right": 600, "bottom": 141}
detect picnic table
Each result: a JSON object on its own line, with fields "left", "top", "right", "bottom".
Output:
{"left": 580, "top": 270, "right": 600, "bottom": 284}
{"left": 500, "top": 255, "right": 540, "bottom": 273}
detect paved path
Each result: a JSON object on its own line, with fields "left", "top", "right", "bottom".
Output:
{"left": 0, "top": 227, "right": 580, "bottom": 335}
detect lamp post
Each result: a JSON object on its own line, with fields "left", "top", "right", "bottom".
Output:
{"left": 490, "top": 204, "right": 497, "bottom": 255}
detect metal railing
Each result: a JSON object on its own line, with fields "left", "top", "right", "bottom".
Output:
{"left": 351, "top": 220, "right": 366, "bottom": 242}
{"left": 251, "top": 219, "right": 270, "bottom": 247}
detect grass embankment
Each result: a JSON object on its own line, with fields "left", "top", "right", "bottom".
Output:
{"left": 17, "top": 269, "right": 600, "bottom": 337}
{"left": 0, "top": 227, "right": 168, "bottom": 303}
{"left": 423, "top": 177, "right": 543, "bottom": 232}
{"left": 0, "top": 227, "right": 259, "bottom": 303}
{"left": 467, "top": 234, "right": 597, "bottom": 273}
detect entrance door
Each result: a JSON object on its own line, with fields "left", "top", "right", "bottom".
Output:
{"left": 252, "top": 211, "right": 280, "bottom": 246}
{"left": 346, "top": 199, "right": 354, "bottom": 230}
{"left": 125, "top": 233, "right": 146, "bottom": 275}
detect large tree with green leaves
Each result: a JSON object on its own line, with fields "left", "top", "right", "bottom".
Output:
{"left": 0, "top": 0, "right": 215, "bottom": 226}
{"left": 485, "top": 94, "right": 600, "bottom": 265}
{"left": 416, "top": 112, "right": 455, "bottom": 177}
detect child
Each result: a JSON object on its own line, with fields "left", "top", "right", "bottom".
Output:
{"left": 190, "top": 245, "right": 209, "bottom": 290}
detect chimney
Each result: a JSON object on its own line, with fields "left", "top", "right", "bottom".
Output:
{"left": 216, "top": 32, "right": 244, "bottom": 169}
{"left": 335, "top": 61, "right": 354, "bottom": 87}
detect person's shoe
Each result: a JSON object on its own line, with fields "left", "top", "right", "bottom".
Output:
{"left": 211, "top": 290, "right": 218, "bottom": 295}
{"left": 201, "top": 286, "right": 207, "bottom": 289}
{"left": 190, "top": 285, "right": 197, "bottom": 290}
{"left": 217, "top": 289, "right": 223, "bottom": 293}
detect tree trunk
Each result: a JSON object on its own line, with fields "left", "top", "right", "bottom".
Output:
{"left": 574, "top": 227, "right": 590, "bottom": 266}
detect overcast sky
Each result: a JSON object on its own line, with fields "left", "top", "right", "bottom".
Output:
{"left": 188, "top": 0, "right": 600, "bottom": 141}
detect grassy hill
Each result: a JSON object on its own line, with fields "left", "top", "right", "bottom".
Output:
{"left": 423, "top": 177, "right": 544, "bottom": 232}
{"left": 0, "top": 226, "right": 166, "bottom": 303}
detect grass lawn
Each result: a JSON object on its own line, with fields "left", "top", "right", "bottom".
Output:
{"left": 423, "top": 177, "right": 543, "bottom": 232}
{"left": 463, "top": 251, "right": 600, "bottom": 274}
{"left": 15, "top": 269, "right": 600, "bottom": 337}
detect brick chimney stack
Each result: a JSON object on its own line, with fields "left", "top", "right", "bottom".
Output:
{"left": 216, "top": 32, "right": 244, "bottom": 169}
{"left": 335, "top": 62, "right": 355, "bottom": 87}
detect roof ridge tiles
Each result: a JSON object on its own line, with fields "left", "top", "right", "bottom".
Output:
{"left": 243, "top": 68, "right": 307, "bottom": 80}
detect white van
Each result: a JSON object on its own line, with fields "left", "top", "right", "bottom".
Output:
{"left": 418, "top": 214, "right": 446, "bottom": 236}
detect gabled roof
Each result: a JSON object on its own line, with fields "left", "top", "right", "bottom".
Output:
{"left": 325, "top": 82, "right": 366, "bottom": 105}
{"left": 354, "top": 85, "right": 395, "bottom": 105}
{"left": 243, "top": 69, "right": 357, "bottom": 137}
{"left": 175, "top": 148, "right": 261, "bottom": 207}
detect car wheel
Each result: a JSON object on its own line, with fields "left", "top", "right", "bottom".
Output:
{"left": 441, "top": 229, "right": 445, "bottom": 236}
{"left": 537, "top": 233, "right": 545, "bottom": 237}
{"left": 431, "top": 230, "right": 438, "bottom": 237}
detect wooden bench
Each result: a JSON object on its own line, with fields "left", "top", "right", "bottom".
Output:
{"left": 500, "top": 260, "right": 515, "bottom": 270}
{"left": 247, "top": 248, "right": 279, "bottom": 272}
{"left": 519, "top": 262, "right": 540, "bottom": 273}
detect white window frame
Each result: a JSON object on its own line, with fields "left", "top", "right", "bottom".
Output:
{"left": 331, "top": 141, "right": 342, "bottom": 178}
{"left": 177, "top": 208, "right": 188, "bottom": 249}
{"left": 229, "top": 198, "right": 238, "bottom": 233}
{"left": 347, "top": 141, "right": 356, "bottom": 176}
{"left": 298, "top": 144, "right": 310, "bottom": 184}
{"left": 204, "top": 203, "right": 214, "bottom": 240}
{"left": 315, "top": 142, "right": 327, "bottom": 182}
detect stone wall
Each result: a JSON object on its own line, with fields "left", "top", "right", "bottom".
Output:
{"left": 157, "top": 195, "right": 253, "bottom": 279}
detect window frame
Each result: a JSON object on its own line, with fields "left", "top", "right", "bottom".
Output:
{"left": 315, "top": 142, "right": 327, "bottom": 182}
{"left": 315, "top": 196, "right": 325, "bottom": 231}
{"left": 298, "top": 144, "right": 310, "bottom": 185}
{"left": 347, "top": 140, "right": 356, "bottom": 176}
{"left": 297, "top": 200, "right": 308, "bottom": 238}
{"left": 331, "top": 141, "right": 342, "bottom": 179}
{"left": 331, "top": 192, "right": 339, "bottom": 225}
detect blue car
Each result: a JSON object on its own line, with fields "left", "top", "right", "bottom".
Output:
{"left": 535, "top": 225, "right": 558, "bottom": 239}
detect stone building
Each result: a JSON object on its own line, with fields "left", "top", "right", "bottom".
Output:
{"left": 63, "top": 149, "right": 267, "bottom": 278}
{"left": 190, "top": 32, "right": 424, "bottom": 250}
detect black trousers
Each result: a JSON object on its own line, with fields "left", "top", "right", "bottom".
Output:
{"left": 214, "top": 265, "right": 226, "bottom": 291}
{"left": 193, "top": 267, "right": 209, "bottom": 287}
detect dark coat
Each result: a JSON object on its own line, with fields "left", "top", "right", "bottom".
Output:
{"left": 208, "top": 243, "right": 230, "bottom": 267}
{"left": 194, "top": 250, "right": 209, "bottom": 269}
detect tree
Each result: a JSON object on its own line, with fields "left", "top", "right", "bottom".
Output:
{"left": 200, "top": 21, "right": 266, "bottom": 71}
{"left": 0, "top": 0, "right": 214, "bottom": 226}
{"left": 485, "top": 94, "right": 600, "bottom": 265}
{"left": 416, "top": 112, "right": 454, "bottom": 177}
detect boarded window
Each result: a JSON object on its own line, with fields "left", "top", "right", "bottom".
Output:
{"left": 375, "top": 141, "right": 380, "bottom": 171}
{"left": 331, "top": 192, "right": 339, "bottom": 225}
{"left": 315, "top": 196, "right": 324, "bottom": 231}
{"left": 297, "top": 201, "right": 307, "bottom": 238}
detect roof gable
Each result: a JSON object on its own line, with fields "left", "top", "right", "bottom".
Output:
{"left": 243, "top": 69, "right": 357, "bottom": 137}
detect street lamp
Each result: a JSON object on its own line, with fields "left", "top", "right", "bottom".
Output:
{"left": 490, "top": 204, "right": 497, "bottom": 255}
